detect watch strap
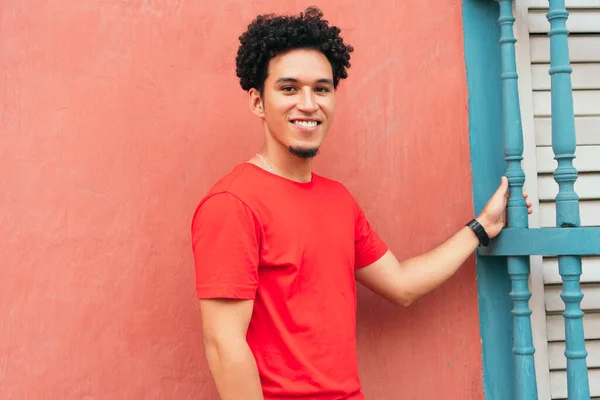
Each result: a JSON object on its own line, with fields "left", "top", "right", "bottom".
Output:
{"left": 466, "top": 219, "right": 490, "bottom": 247}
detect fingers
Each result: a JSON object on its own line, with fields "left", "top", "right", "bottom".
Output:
{"left": 500, "top": 176, "right": 509, "bottom": 192}
{"left": 500, "top": 177, "right": 534, "bottom": 214}
{"left": 498, "top": 176, "right": 509, "bottom": 199}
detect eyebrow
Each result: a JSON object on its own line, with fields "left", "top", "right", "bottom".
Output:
{"left": 275, "top": 77, "right": 334, "bottom": 86}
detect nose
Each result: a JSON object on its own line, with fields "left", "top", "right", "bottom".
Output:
{"left": 297, "top": 87, "right": 318, "bottom": 112}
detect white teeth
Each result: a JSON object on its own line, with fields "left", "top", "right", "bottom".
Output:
{"left": 293, "top": 121, "right": 318, "bottom": 127}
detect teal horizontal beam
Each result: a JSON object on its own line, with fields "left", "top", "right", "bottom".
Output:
{"left": 478, "top": 227, "right": 600, "bottom": 256}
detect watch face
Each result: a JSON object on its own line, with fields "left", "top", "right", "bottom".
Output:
{"left": 467, "top": 219, "right": 489, "bottom": 246}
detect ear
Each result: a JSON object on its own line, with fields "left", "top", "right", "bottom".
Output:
{"left": 248, "top": 88, "right": 265, "bottom": 118}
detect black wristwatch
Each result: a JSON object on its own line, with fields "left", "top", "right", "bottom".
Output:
{"left": 466, "top": 219, "right": 490, "bottom": 247}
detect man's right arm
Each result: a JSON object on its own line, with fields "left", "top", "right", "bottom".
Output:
{"left": 192, "top": 193, "right": 263, "bottom": 398}
{"left": 199, "top": 298, "right": 263, "bottom": 400}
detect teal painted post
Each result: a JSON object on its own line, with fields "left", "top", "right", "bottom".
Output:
{"left": 463, "top": 1, "right": 515, "bottom": 398}
{"left": 497, "top": 1, "right": 538, "bottom": 399}
{"left": 546, "top": 1, "right": 590, "bottom": 398}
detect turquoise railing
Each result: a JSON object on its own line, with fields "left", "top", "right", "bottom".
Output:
{"left": 479, "top": 0, "right": 600, "bottom": 398}
{"left": 547, "top": 0, "right": 590, "bottom": 398}
{"left": 497, "top": 1, "right": 538, "bottom": 398}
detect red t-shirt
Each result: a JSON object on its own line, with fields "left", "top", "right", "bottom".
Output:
{"left": 191, "top": 163, "right": 388, "bottom": 400}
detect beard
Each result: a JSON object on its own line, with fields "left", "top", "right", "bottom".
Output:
{"left": 289, "top": 145, "right": 319, "bottom": 159}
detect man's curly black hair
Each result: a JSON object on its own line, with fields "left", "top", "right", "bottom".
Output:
{"left": 235, "top": 7, "right": 354, "bottom": 95}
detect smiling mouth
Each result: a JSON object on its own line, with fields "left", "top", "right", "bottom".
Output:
{"left": 290, "top": 120, "right": 321, "bottom": 128}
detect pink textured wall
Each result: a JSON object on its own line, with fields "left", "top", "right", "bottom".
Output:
{"left": 0, "top": 1, "right": 482, "bottom": 399}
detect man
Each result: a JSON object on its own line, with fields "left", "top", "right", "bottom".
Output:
{"left": 191, "top": 7, "right": 532, "bottom": 400}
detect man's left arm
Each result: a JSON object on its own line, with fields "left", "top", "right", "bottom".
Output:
{"left": 355, "top": 177, "right": 533, "bottom": 307}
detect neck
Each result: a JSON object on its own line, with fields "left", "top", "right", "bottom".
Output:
{"left": 255, "top": 141, "right": 314, "bottom": 183}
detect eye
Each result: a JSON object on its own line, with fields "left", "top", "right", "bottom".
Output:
{"left": 315, "top": 87, "right": 330, "bottom": 93}
{"left": 281, "top": 86, "right": 296, "bottom": 92}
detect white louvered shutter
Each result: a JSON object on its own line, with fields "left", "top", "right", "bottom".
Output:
{"left": 515, "top": 1, "right": 600, "bottom": 399}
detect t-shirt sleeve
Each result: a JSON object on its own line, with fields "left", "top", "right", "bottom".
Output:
{"left": 191, "top": 192, "right": 261, "bottom": 299}
{"left": 353, "top": 199, "right": 388, "bottom": 269}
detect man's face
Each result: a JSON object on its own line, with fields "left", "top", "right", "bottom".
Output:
{"left": 253, "top": 49, "right": 335, "bottom": 158}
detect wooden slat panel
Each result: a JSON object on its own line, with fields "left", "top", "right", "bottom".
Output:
{"left": 546, "top": 284, "right": 600, "bottom": 312}
{"left": 544, "top": 256, "right": 600, "bottom": 284}
{"left": 540, "top": 200, "right": 600, "bottom": 227}
{"left": 531, "top": 35, "right": 600, "bottom": 63}
{"left": 550, "top": 368, "right": 600, "bottom": 398}
{"left": 538, "top": 173, "right": 600, "bottom": 200}
{"left": 548, "top": 313, "right": 600, "bottom": 341}
{"left": 526, "top": 8, "right": 600, "bottom": 394}
{"left": 531, "top": 63, "right": 600, "bottom": 90}
{"left": 529, "top": 9, "right": 600, "bottom": 33}
{"left": 536, "top": 146, "right": 600, "bottom": 173}
{"left": 528, "top": 0, "right": 600, "bottom": 6}
{"left": 533, "top": 90, "right": 600, "bottom": 117}
{"left": 549, "top": 340, "right": 600, "bottom": 369}
{"left": 536, "top": 117, "right": 600, "bottom": 146}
